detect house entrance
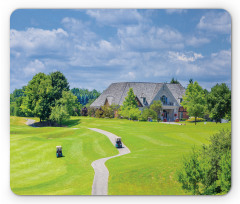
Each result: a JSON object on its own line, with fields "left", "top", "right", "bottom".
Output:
{"left": 163, "top": 110, "right": 168, "bottom": 120}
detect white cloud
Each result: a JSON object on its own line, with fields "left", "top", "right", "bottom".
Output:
{"left": 23, "top": 59, "right": 45, "bottom": 76}
{"left": 61, "top": 17, "right": 97, "bottom": 41}
{"left": 197, "top": 11, "right": 231, "bottom": 34}
{"left": 118, "top": 25, "right": 184, "bottom": 51}
{"left": 86, "top": 9, "right": 143, "bottom": 26}
{"left": 10, "top": 28, "right": 69, "bottom": 57}
{"left": 168, "top": 51, "right": 204, "bottom": 62}
{"left": 186, "top": 36, "right": 210, "bottom": 46}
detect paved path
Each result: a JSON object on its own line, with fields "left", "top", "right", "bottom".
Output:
{"left": 159, "top": 122, "right": 183, "bottom": 125}
{"left": 89, "top": 128, "right": 131, "bottom": 195}
{"left": 25, "top": 118, "right": 37, "bottom": 127}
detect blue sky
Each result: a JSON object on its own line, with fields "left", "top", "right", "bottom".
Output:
{"left": 10, "top": 9, "right": 231, "bottom": 93}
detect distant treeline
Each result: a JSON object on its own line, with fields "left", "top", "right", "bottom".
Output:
{"left": 71, "top": 88, "right": 101, "bottom": 106}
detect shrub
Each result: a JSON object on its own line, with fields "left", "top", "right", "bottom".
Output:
{"left": 50, "top": 105, "right": 70, "bottom": 126}
{"left": 88, "top": 107, "right": 96, "bottom": 117}
{"left": 140, "top": 108, "right": 157, "bottom": 121}
{"left": 101, "top": 105, "right": 114, "bottom": 118}
{"left": 129, "top": 108, "right": 141, "bottom": 120}
{"left": 186, "top": 117, "right": 206, "bottom": 122}
{"left": 177, "top": 130, "right": 231, "bottom": 195}
{"left": 95, "top": 108, "right": 103, "bottom": 118}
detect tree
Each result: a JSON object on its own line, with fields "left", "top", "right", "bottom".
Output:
{"left": 119, "top": 88, "right": 138, "bottom": 119}
{"left": 71, "top": 88, "right": 101, "bottom": 106}
{"left": 181, "top": 81, "right": 206, "bottom": 125}
{"left": 149, "top": 100, "right": 162, "bottom": 118}
{"left": 177, "top": 130, "right": 231, "bottom": 195}
{"left": 50, "top": 71, "right": 69, "bottom": 105}
{"left": 189, "top": 78, "right": 193, "bottom": 84}
{"left": 50, "top": 105, "right": 70, "bottom": 126}
{"left": 21, "top": 73, "right": 53, "bottom": 122}
{"left": 177, "top": 147, "right": 203, "bottom": 195}
{"left": 122, "top": 88, "right": 138, "bottom": 109}
{"left": 56, "top": 91, "right": 79, "bottom": 116}
{"left": 207, "top": 83, "right": 231, "bottom": 123}
{"left": 170, "top": 77, "right": 180, "bottom": 84}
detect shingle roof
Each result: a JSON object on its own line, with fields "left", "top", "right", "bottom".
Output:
{"left": 90, "top": 82, "right": 185, "bottom": 108}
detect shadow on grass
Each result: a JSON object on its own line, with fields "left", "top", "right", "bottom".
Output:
{"left": 31, "top": 119, "right": 81, "bottom": 128}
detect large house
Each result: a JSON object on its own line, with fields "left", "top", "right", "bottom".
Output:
{"left": 90, "top": 82, "right": 188, "bottom": 121}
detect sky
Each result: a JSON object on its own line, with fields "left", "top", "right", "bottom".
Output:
{"left": 10, "top": 9, "right": 231, "bottom": 93}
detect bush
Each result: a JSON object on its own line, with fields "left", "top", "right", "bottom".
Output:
{"left": 95, "top": 108, "right": 103, "bottom": 118}
{"left": 50, "top": 105, "right": 70, "bottom": 126}
{"left": 88, "top": 107, "right": 96, "bottom": 117}
{"left": 186, "top": 117, "right": 206, "bottom": 122}
{"left": 101, "top": 105, "right": 114, "bottom": 118}
{"left": 129, "top": 108, "right": 141, "bottom": 120}
{"left": 140, "top": 108, "right": 157, "bottom": 121}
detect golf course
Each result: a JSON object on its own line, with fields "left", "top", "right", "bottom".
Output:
{"left": 10, "top": 116, "right": 231, "bottom": 195}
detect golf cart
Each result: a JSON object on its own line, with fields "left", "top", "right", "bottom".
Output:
{"left": 56, "top": 146, "right": 62, "bottom": 158}
{"left": 115, "top": 137, "right": 122, "bottom": 148}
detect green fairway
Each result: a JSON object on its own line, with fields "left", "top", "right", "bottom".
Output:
{"left": 10, "top": 116, "right": 118, "bottom": 195}
{"left": 10, "top": 116, "right": 231, "bottom": 195}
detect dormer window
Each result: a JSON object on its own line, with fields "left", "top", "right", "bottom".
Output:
{"left": 143, "top": 97, "right": 146, "bottom": 104}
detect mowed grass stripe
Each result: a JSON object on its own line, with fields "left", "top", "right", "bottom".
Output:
{"left": 10, "top": 117, "right": 117, "bottom": 195}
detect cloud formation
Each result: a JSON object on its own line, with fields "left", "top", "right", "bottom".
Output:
{"left": 197, "top": 10, "right": 231, "bottom": 34}
{"left": 10, "top": 9, "right": 231, "bottom": 92}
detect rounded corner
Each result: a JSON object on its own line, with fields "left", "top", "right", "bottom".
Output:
{"left": 10, "top": 184, "right": 21, "bottom": 196}
{"left": 10, "top": 8, "right": 21, "bottom": 23}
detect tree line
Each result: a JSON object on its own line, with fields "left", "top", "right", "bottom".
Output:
{"left": 71, "top": 88, "right": 101, "bottom": 106}
{"left": 181, "top": 80, "right": 231, "bottom": 124}
{"left": 10, "top": 71, "right": 101, "bottom": 125}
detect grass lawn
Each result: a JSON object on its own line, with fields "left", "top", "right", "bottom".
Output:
{"left": 10, "top": 116, "right": 118, "bottom": 195}
{"left": 10, "top": 116, "right": 231, "bottom": 195}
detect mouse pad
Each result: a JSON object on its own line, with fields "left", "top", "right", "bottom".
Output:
{"left": 10, "top": 9, "right": 231, "bottom": 195}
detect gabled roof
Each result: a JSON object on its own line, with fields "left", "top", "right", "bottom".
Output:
{"left": 90, "top": 82, "right": 185, "bottom": 108}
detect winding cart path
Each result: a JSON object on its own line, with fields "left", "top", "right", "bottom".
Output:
{"left": 89, "top": 128, "right": 131, "bottom": 195}
{"left": 25, "top": 118, "right": 36, "bottom": 127}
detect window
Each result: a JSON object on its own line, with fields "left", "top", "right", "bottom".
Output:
{"left": 143, "top": 97, "right": 146, "bottom": 104}
{"left": 161, "top": 95, "right": 167, "bottom": 105}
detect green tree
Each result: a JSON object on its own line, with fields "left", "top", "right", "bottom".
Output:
{"left": 207, "top": 83, "right": 231, "bottom": 123}
{"left": 119, "top": 88, "right": 138, "bottom": 119}
{"left": 170, "top": 77, "right": 180, "bottom": 84}
{"left": 85, "top": 98, "right": 95, "bottom": 108}
{"left": 49, "top": 105, "right": 70, "bottom": 126}
{"left": 149, "top": 100, "right": 162, "bottom": 118}
{"left": 122, "top": 88, "right": 138, "bottom": 109}
{"left": 50, "top": 71, "right": 69, "bottom": 105}
{"left": 21, "top": 73, "right": 52, "bottom": 122}
{"left": 177, "top": 130, "right": 231, "bottom": 195}
{"left": 177, "top": 147, "right": 203, "bottom": 195}
{"left": 181, "top": 81, "right": 206, "bottom": 125}
{"left": 56, "top": 91, "right": 79, "bottom": 116}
